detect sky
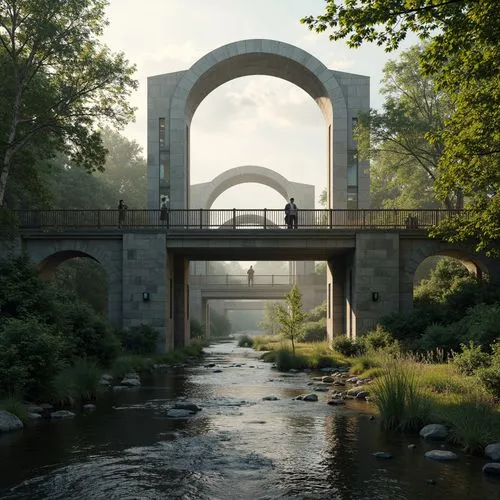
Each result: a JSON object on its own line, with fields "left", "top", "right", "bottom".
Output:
{"left": 102, "top": 0, "right": 417, "bottom": 209}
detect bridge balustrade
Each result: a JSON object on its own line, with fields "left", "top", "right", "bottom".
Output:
{"left": 14, "top": 209, "right": 467, "bottom": 230}
{"left": 190, "top": 274, "right": 324, "bottom": 286}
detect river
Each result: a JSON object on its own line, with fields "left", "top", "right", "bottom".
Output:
{"left": 0, "top": 341, "right": 498, "bottom": 499}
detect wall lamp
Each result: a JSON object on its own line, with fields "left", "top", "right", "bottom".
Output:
{"left": 371, "top": 291, "right": 380, "bottom": 302}
{"left": 142, "top": 292, "right": 150, "bottom": 302}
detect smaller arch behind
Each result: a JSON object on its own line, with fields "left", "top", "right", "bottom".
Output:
{"left": 190, "top": 165, "right": 314, "bottom": 210}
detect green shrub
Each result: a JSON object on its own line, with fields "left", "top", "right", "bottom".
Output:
{"left": 111, "top": 355, "right": 154, "bottom": 378}
{"left": 332, "top": 335, "right": 364, "bottom": 357}
{"left": 307, "top": 301, "right": 326, "bottom": 322}
{"left": 0, "top": 317, "right": 63, "bottom": 400}
{"left": 417, "top": 322, "right": 466, "bottom": 353}
{"left": 477, "top": 367, "right": 500, "bottom": 399}
{"left": 359, "top": 326, "right": 396, "bottom": 351}
{"left": 275, "top": 348, "right": 308, "bottom": 371}
{"left": 121, "top": 324, "right": 159, "bottom": 354}
{"left": 302, "top": 318, "right": 327, "bottom": 342}
{"left": 237, "top": 334, "right": 254, "bottom": 347}
{"left": 350, "top": 355, "right": 381, "bottom": 375}
{"left": 57, "top": 301, "right": 121, "bottom": 366}
{"left": 465, "top": 303, "right": 500, "bottom": 350}
{"left": 52, "top": 359, "right": 101, "bottom": 405}
{"left": 452, "top": 341, "right": 491, "bottom": 375}
{"left": 371, "top": 362, "right": 431, "bottom": 431}
{"left": 190, "top": 318, "right": 205, "bottom": 338}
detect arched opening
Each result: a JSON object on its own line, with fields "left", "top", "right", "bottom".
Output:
{"left": 39, "top": 251, "right": 108, "bottom": 317}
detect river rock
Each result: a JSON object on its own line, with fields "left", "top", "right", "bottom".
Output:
{"left": 302, "top": 394, "right": 318, "bottom": 402}
{"left": 28, "top": 412, "right": 43, "bottom": 420}
{"left": 420, "top": 424, "right": 448, "bottom": 440}
{"left": 120, "top": 377, "right": 141, "bottom": 387}
{"left": 356, "top": 391, "right": 369, "bottom": 400}
{"left": 321, "top": 376, "right": 334, "bottom": 384}
{"left": 262, "top": 396, "right": 280, "bottom": 401}
{"left": 173, "top": 403, "right": 202, "bottom": 412}
{"left": 166, "top": 409, "right": 192, "bottom": 419}
{"left": 83, "top": 404, "right": 96, "bottom": 413}
{"left": 26, "top": 405, "right": 44, "bottom": 414}
{"left": 346, "top": 388, "right": 361, "bottom": 397}
{"left": 313, "top": 386, "right": 329, "bottom": 392}
{"left": 0, "top": 410, "right": 23, "bottom": 432}
{"left": 50, "top": 410, "right": 76, "bottom": 419}
{"left": 424, "top": 450, "right": 458, "bottom": 461}
{"left": 372, "top": 452, "right": 393, "bottom": 459}
{"left": 483, "top": 463, "right": 500, "bottom": 477}
{"left": 100, "top": 373, "right": 113, "bottom": 382}
{"left": 327, "top": 399, "right": 345, "bottom": 406}
{"left": 485, "top": 443, "right": 500, "bottom": 461}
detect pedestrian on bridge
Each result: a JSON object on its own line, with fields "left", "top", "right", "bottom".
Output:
{"left": 118, "top": 199, "right": 128, "bottom": 227}
{"left": 247, "top": 265, "right": 255, "bottom": 287}
{"left": 160, "top": 195, "right": 169, "bottom": 226}
{"left": 285, "top": 197, "right": 298, "bottom": 229}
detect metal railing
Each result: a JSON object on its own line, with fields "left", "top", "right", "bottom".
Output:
{"left": 14, "top": 209, "right": 467, "bottom": 230}
{"left": 190, "top": 274, "right": 325, "bottom": 286}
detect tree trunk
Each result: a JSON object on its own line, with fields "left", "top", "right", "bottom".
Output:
{"left": 291, "top": 336, "right": 295, "bottom": 357}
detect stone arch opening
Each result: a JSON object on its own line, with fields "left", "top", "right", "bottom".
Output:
{"left": 219, "top": 213, "right": 280, "bottom": 229}
{"left": 38, "top": 250, "right": 109, "bottom": 318}
{"left": 148, "top": 39, "right": 370, "bottom": 211}
{"left": 190, "top": 165, "right": 314, "bottom": 210}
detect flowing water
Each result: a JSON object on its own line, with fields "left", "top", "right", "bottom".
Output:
{"left": 0, "top": 341, "right": 498, "bottom": 499}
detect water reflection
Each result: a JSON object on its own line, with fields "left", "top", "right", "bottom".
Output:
{"left": 0, "top": 342, "right": 499, "bottom": 499}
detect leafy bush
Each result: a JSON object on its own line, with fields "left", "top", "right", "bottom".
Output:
{"left": 274, "top": 348, "right": 308, "bottom": 371}
{"left": 359, "top": 326, "right": 396, "bottom": 351}
{"left": 452, "top": 342, "right": 490, "bottom": 375}
{"left": 210, "top": 309, "right": 232, "bottom": 337}
{"left": 57, "top": 301, "right": 121, "bottom": 366}
{"left": 121, "top": 324, "right": 159, "bottom": 354}
{"left": 417, "top": 322, "right": 466, "bottom": 353}
{"left": 332, "top": 335, "right": 364, "bottom": 357}
{"left": 190, "top": 318, "right": 205, "bottom": 338}
{"left": 0, "top": 397, "right": 30, "bottom": 424}
{"left": 237, "top": 334, "right": 254, "bottom": 347}
{"left": 307, "top": 300, "right": 326, "bottom": 322}
{"left": 52, "top": 359, "right": 101, "bottom": 405}
{"left": 477, "top": 367, "right": 500, "bottom": 399}
{"left": 465, "top": 303, "right": 500, "bottom": 350}
{"left": 111, "top": 355, "right": 155, "bottom": 378}
{"left": 350, "top": 355, "right": 381, "bottom": 375}
{"left": 0, "top": 317, "right": 63, "bottom": 400}
{"left": 302, "top": 318, "right": 326, "bottom": 342}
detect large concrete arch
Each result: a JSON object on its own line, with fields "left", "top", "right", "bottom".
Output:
{"left": 147, "top": 39, "right": 370, "bottom": 210}
{"left": 190, "top": 165, "right": 314, "bottom": 210}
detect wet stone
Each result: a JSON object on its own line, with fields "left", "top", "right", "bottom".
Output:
{"left": 50, "top": 410, "right": 76, "bottom": 420}
{"left": 485, "top": 443, "right": 500, "bottom": 461}
{"left": 424, "top": 450, "right": 458, "bottom": 461}
{"left": 262, "top": 396, "right": 280, "bottom": 401}
{"left": 173, "top": 403, "right": 202, "bottom": 412}
{"left": 483, "top": 463, "right": 500, "bottom": 477}
{"left": 420, "top": 424, "right": 448, "bottom": 441}
{"left": 372, "top": 452, "right": 393, "bottom": 459}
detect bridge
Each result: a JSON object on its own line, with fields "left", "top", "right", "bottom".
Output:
{"left": 11, "top": 208, "right": 500, "bottom": 353}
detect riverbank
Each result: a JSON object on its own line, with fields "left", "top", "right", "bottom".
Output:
{"left": 249, "top": 336, "right": 500, "bottom": 457}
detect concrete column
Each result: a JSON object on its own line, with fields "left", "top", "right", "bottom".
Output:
{"left": 173, "top": 254, "right": 190, "bottom": 347}
{"left": 122, "top": 233, "right": 171, "bottom": 352}
{"left": 202, "top": 298, "right": 211, "bottom": 337}
{"left": 326, "top": 255, "right": 347, "bottom": 345}
{"left": 189, "top": 285, "right": 203, "bottom": 323}
{"left": 353, "top": 233, "right": 400, "bottom": 335}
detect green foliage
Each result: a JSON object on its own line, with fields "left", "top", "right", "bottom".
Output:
{"left": 237, "top": 335, "right": 254, "bottom": 348}
{"left": 0, "top": 0, "right": 137, "bottom": 206}
{"left": 302, "top": 318, "right": 327, "bottom": 342}
{"left": 303, "top": 0, "right": 500, "bottom": 254}
{"left": 52, "top": 359, "right": 101, "bottom": 406}
{"left": 452, "top": 342, "right": 491, "bottom": 376}
{"left": 190, "top": 318, "right": 205, "bottom": 339}
{"left": 121, "top": 324, "right": 159, "bottom": 354}
{"left": 210, "top": 309, "right": 232, "bottom": 338}
{"left": 371, "top": 362, "right": 432, "bottom": 431}
{"left": 359, "top": 326, "right": 396, "bottom": 351}
{"left": 57, "top": 300, "right": 121, "bottom": 366}
{"left": 110, "top": 355, "right": 154, "bottom": 379}
{"left": 331, "top": 336, "right": 364, "bottom": 357}
{"left": 258, "top": 301, "right": 281, "bottom": 335}
{"left": 0, "top": 317, "right": 63, "bottom": 400}
{"left": 276, "top": 286, "right": 307, "bottom": 357}
{"left": 274, "top": 348, "right": 308, "bottom": 371}
{"left": 350, "top": 355, "right": 381, "bottom": 376}
{"left": 465, "top": 303, "right": 500, "bottom": 349}
{"left": 307, "top": 300, "right": 326, "bottom": 322}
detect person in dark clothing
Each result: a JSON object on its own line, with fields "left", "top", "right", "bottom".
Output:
{"left": 118, "top": 199, "right": 127, "bottom": 227}
{"left": 160, "top": 195, "right": 169, "bottom": 225}
{"left": 247, "top": 265, "right": 255, "bottom": 286}
{"left": 284, "top": 197, "right": 298, "bottom": 229}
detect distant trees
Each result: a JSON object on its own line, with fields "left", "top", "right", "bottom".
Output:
{"left": 0, "top": 0, "right": 137, "bottom": 207}
{"left": 258, "top": 301, "right": 281, "bottom": 335}
{"left": 302, "top": 0, "right": 500, "bottom": 254}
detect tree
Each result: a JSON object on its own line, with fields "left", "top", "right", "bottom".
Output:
{"left": 302, "top": 0, "right": 500, "bottom": 254}
{"left": 357, "top": 45, "right": 455, "bottom": 209}
{"left": 258, "top": 301, "right": 281, "bottom": 335}
{"left": 0, "top": 0, "right": 137, "bottom": 207}
{"left": 276, "top": 285, "right": 307, "bottom": 357}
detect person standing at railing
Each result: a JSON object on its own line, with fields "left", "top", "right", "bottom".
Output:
{"left": 160, "top": 195, "right": 169, "bottom": 226}
{"left": 247, "top": 265, "right": 255, "bottom": 287}
{"left": 284, "top": 197, "right": 298, "bottom": 229}
{"left": 118, "top": 199, "right": 127, "bottom": 227}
